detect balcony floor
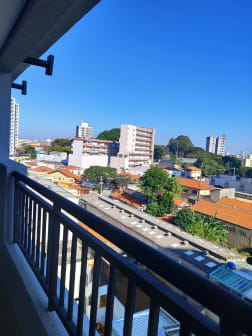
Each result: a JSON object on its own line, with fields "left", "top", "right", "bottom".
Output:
{"left": 0, "top": 278, "right": 18, "bottom": 336}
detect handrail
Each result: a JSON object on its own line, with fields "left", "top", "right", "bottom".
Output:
{"left": 12, "top": 171, "right": 252, "bottom": 334}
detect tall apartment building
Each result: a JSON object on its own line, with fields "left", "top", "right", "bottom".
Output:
{"left": 76, "top": 121, "right": 92, "bottom": 139}
{"left": 111, "top": 124, "right": 155, "bottom": 171}
{"left": 69, "top": 138, "right": 119, "bottom": 169}
{"left": 206, "top": 136, "right": 226, "bottom": 156}
{"left": 9, "top": 97, "right": 19, "bottom": 157}
{"left": 69, "top": 124, "right": 155, "bottom": 172}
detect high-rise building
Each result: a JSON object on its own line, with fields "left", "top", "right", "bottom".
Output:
{"left": 206, "top": 136, "right": 226, "bottom": 156}
{"left": 76, "top": 121, "right": 92, "bottom": 139}
{"left": 206, "top": 136, "right": 216, "bottom": 154}
{"left": 9, "top": 97, "right": 19, "bottom": 157}
{"left": 110, "top": 124, "right": 155, "bottom": 171}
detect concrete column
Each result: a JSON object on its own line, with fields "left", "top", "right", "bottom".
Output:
{"left": 0, "top": 72, "right": 12, "bottom": 160}
{"left": 0, "top": 72, "right": 27, "bottom": 245}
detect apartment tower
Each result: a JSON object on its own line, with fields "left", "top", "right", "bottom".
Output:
{"left": 76, "top": 121, "right": 93, "bottom": 139}
{"left": 206, "top": 136, "right": 226, "bottom": 156}
{"left": 9, "top": 97, "right": 19, "bottom": 157}
{"left": 111, "top": 124, "right": 155, "bottom": 171}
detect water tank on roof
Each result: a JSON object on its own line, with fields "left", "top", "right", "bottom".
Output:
{"left": 226, "top": 261, "right": 236, "bottom": 270}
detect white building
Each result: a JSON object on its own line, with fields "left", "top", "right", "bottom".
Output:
{"left": 69, "top": 124, "right": 155, "bottom": 172}
{"left": 76, "top": 121, "right": 93, "bottom": 139}
{"left": 110, "top": 124, "right": 155, "bottom": 172}
{"left": 9, "top": 97, "right": 19, "bottom": 157}
{"left": 243, "top": 154, "right": 252, "bottom": 168}
{"left": 206, "top": 135, "right": 226, "bottom": 155}
{"left": 211, "top": 175, "right": 252, "bottom": 194}
{"left": 69, "top": 138, "right": 119, "bottom": 170}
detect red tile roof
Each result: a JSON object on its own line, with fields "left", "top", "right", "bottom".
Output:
{"left": 185, "top": 166, "right": 201, "bottom": 171}
{"left": 30, "top": 166, "right": 54, "bottom": 173}
{"left": 48, "top": 169, "right": 81, "bottom": 180}
{"left": 161, "top": 167, "right": 181, "bottom": 171}
{"left": 178, "top": 177, "right": 215, "bottom": 190}
{"left": 59, "top": 165, "right": 81, "bottom": 169}
{"left": 174, "top": 199, "right": 186, "bottom": 206}
{"left": 192, "top": 199, "right": 252, "bottom": 230}
{"left": 218, "top": 197, "right": 252, "bottom": 212}
{"left": 118, "top": 173, "right": 140, "bottom": 180}
{"left": 25, "top": 162, "right": 37, "bottom": 166}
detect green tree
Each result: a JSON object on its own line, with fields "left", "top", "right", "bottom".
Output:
{"left": 246, "top": 168, "right": 252, "bottom": 178}
{"left": 222, "top": 156, "right": 242, "bottom": 169}
{"left": 24, "top": 145, "right": 36, "bottom": 160}
{"left": 238, "top": 166, "right": 247, "bottom": 177}
{"left": 140, "top": 167, "right": 169, "bottom": 202}
{"left": 96, "top": 128, "right": 120, "bottom": 142}
{"left": 84, "top": 166, "right": 117, "bottom": 183}
{"left": 168, "top": 135, "right": 193, "bottom": 157}
{"left": 174, "top": 209, "right": 228, "bottom": 244}
{"left": 51, "top": 138, "right": 72, "bottom": 147}
{"left": 154, "top": 145, "right": 168, "bottom": 161}
{"left": 159, "top": 191, "right": 174, "bottom": 214}
{"left": 146, "top": 202, "right": 166, "bottom": 217}
{"left": 166, "top": 177, "right": 181, "bottom": 198}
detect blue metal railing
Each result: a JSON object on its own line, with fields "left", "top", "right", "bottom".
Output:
{"left": 13, "top": 171, "right": 252, "bottom": 336}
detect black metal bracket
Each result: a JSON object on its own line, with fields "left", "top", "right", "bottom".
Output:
{"left": 23, "top": 55, "right": 54, "bottom": 76}
{"left": 12, "top": 81, "right": 27, "bottom": 95}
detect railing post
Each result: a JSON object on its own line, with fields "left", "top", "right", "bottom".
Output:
{"left": 48, "top": 201, "right": 61, "bottom": 311}
{"left": 13, "top": 177, "right": 19, "bottom": 243}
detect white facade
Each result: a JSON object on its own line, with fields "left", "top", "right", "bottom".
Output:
{"left": 9, "top": 97, "right": 19, "bottom": 157}
{"left": 111, "top": 124, "right": 155, "bottom": 172}
{"left": 76, "top": 121, "right": 93, "bottom": 139}
{"left": 243, "top": 155, "right": 252, "bottom": 168}
{"left": 69, "top": 138, "right": 119, "bottom": 170}
{"left": 211, "top": 175, "right": 252, "bottom": 194}
{"left": 206, "top": 136, "right": 226, "bottom": 155}
{"left": 206, "top": 136, "right": 216, "bottom": 154}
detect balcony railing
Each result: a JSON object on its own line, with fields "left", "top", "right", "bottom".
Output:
{"left": 12, "top": 171, "right": 252, "bottom": 336}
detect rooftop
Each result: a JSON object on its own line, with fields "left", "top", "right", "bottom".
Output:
{"left": 30, "top": 166, "right": 54, "bottom": 173}
{"left": 59, "top": 165, "right": 81, "bottom": 170}
{"left": 178, "top": 177, "right": 216, "bottom": 190}
{"left": 81, "top": 193, "right": 244, "bottom": 275}
{"left": 118, "top": 172, "right": 140, "bottom": 180}
{"left": 72, "top": 138, "right": 119, "bottom": 144}
{"left": 218, "top": 197, "right": 252, "bottom": 212}
{"left": 192, "top": 199, "right": 252, "bottom": 230}
{"left": 185, "top": 166, "right": 201, "bottom": 171}
{"left": 48, "top": 169, "right": 81, "bottom": 181}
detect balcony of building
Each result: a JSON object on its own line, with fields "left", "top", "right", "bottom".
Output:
{"left": 0, "top": 1, "right": 251, "bottom": 336}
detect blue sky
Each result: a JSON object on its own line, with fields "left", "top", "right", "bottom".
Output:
{"left": 16, "top": 0, "right": 251, "bottom": 154}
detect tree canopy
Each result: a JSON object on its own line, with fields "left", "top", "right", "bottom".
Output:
{"left": 167, "top": 135, "right": 193, "bottom": 157}
{"left": 154, "top": 145, "right": 168, "bottom": 161}
{"left": 51, "top": 138, "right": 72, "bottom": 147}
{"left": 24, "top": 145, "right": 36, "bottom": 160}
{"left": 141, "top": 167, "right": 180, "bottom": 217}
{"left": 174, "top": 209, "right": 228, "bottom": 244}
{"left": 84, "top": 166, "right": 117, "bottom": 183}
{"left": 96, "top": 128, "right": 120, "bottom": 142}
{"left": 140, "top": 167, "right": 169, "bottom": 202}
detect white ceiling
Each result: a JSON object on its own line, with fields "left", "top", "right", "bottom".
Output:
{"left": 0, "top": 0, "right": 27, "bottom": 52}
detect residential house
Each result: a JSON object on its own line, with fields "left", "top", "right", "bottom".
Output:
{"left": 30, "top": 166, "right": 54, "bottom": 174}
{"left": 178, "top": 177, "right": 216, "bottom": 202}
{"left": 161, "top": 166, "right": 182, "bottom": 177}
{"left": 192, "top": 198, "right": 252, "bottom": 249}
{"left": 59, "top": 165, "right": 82, "bottom": 176}
{"left": 184, "top": 166, "right": 202, "bottom": 180}
{"left": 48, "top": 169, "right": 81, "bottom": 184}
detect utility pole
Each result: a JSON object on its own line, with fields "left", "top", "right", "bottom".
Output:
{"left": 99, "top": 176, "right": 103, "bottom": 195}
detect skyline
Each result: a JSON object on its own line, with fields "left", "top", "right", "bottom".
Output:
{"left": 14, "top": 0, "right": 251, "bottom": 153}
